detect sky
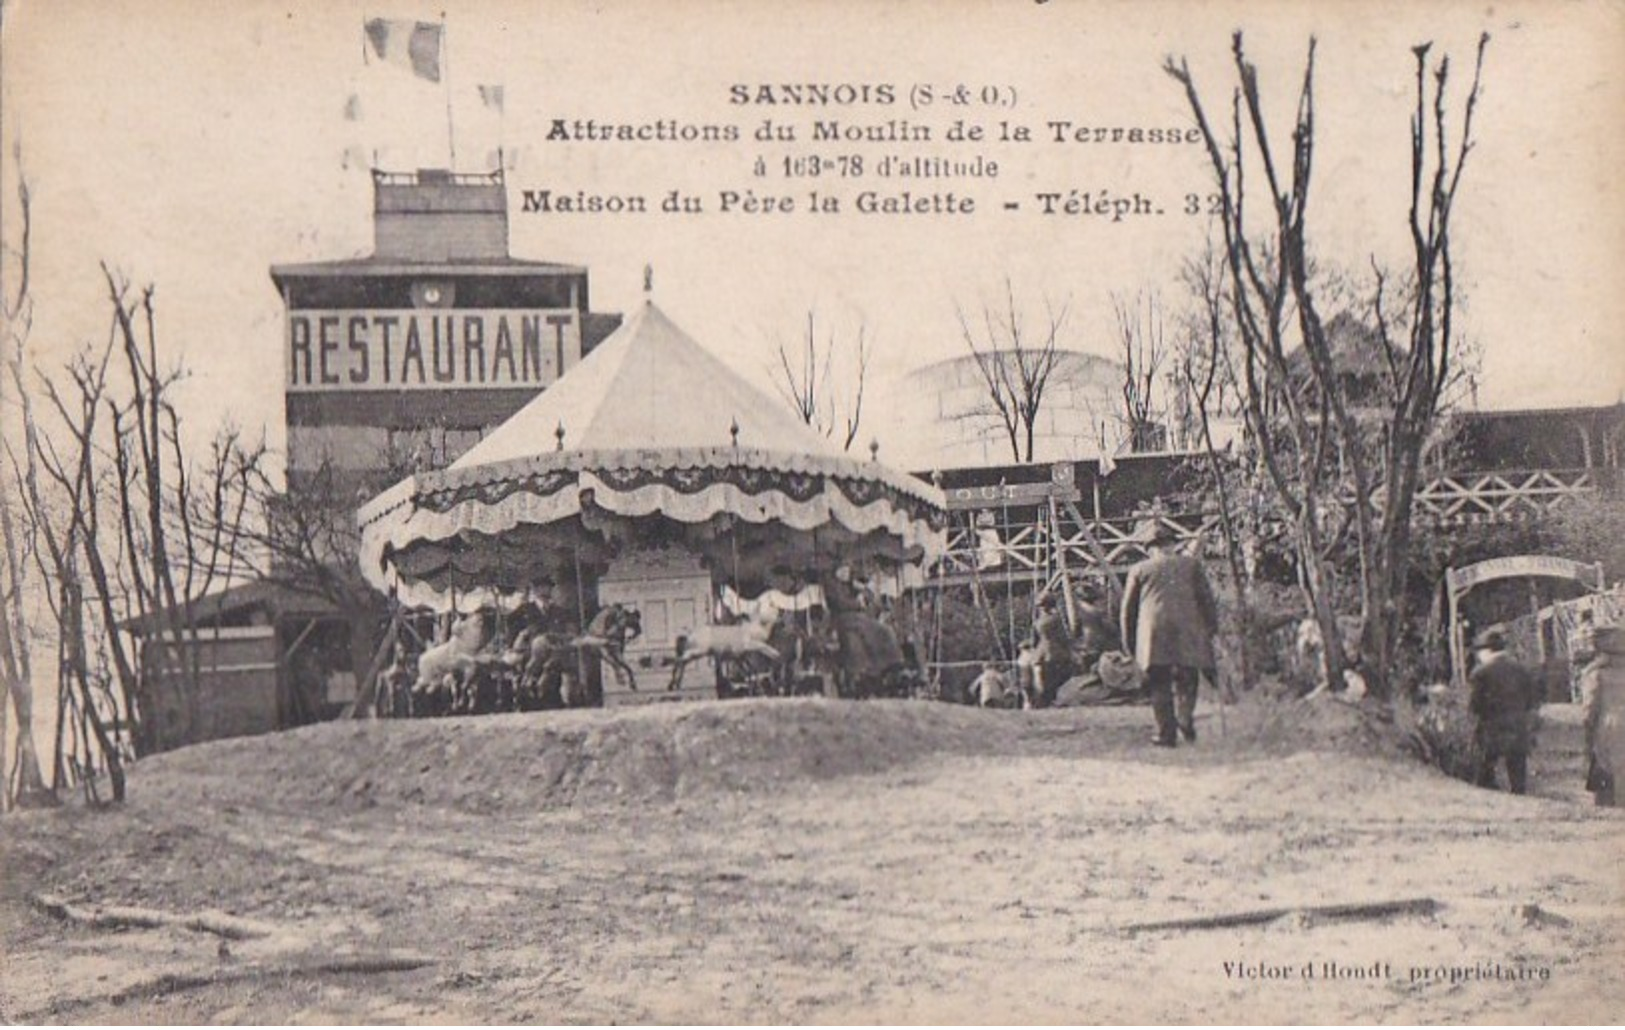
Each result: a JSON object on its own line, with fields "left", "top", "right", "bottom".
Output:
{"left": 3, "top": 0, "right": 1623, "bottom": 471}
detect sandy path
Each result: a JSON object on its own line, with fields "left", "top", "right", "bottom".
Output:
{"left": 2, "top": 701, "right": 1622, "bottom": 1023}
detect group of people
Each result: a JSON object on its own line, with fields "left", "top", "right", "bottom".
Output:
{"left": 970, "top": 519, "right": 1223, "bottom": 748}
{"left": 1458, "top": 612, "right": 1624, "bottom": 804}
{"left": 968, "top": 518, "right": 1625, "bottom": 801}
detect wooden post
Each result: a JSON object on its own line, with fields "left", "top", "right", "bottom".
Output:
{"left": 1048, "top": 494, "right": 1078, "bottom": 634}
{"left": 1063, "top": 499, "right": 1125, "bottom": 605}
{"left": 1456, "top": 581, "right": 1469, "bottom": 685}
{"left": 1529, "top": 577, "right": 1546, "bottom": 663}
{"left": 342, "top": 627, "right": 395, "bottom": 720}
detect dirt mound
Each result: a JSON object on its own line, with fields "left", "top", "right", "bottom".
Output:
{"left": 1208, "top": 691, "right": 1411, "bottom": 760}
{"left": 130, "top": 700, "right": 1019, "bottom": 815}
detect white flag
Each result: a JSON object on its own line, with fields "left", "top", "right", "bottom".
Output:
{"left": 363, "top": 18, "right": 442, "bottom": 83}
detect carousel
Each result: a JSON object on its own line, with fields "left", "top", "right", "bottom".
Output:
{"left": 356, "top": 300, "right": 948, "bottom": 710}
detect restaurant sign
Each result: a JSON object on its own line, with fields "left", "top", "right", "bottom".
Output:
{"left": 287, "top": 308, "right": 581, "bottom": 391}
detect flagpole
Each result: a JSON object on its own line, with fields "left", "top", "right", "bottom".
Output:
{"left": 441, "top": 12, "right": 456, "bottom": 168}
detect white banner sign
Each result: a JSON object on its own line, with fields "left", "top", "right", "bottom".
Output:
{"left": 1445, "top": 554, "right": 1603, "bottom": 596}
{"left": 287, "top": 308, "right": 580, "bottom": 391}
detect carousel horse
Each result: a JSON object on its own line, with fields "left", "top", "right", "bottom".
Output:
{"left": 379, "top": 652, "right": 417, "bottom": 717}
{"left": 575, "top": 603, "right": 643, "bottom": 692}
{"left": 826, "top": 609, "right": 910, "bottom": 699}
{"left": 668, "top": 608, "right": 781, "bottom": 692}
{"left": 413, "top": 613, "right": 489, "bottom": 695}
{"left": 507, "top": 626, "right": 577, "bottom": 709}
{"left": 766, "top": 613, "right": 833, "bottom": 695}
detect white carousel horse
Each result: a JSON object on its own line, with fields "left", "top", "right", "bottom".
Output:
{"left": 412, "top": 613, "right": 489, "bottom": 694}
{"left": 669, "top": 608, "right": 782, "bottom": 691}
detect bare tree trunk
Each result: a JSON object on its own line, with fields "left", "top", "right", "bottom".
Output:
{"left": 0, "top": 610, "right": 52, "bottom": 806}
{"left": 1167, "top": 33, "right": 1486, "bottom": 701}
{"left": 58, "top": 574, "right": 124, "bottom": 802}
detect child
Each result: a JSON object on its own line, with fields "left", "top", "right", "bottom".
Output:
{"left": 969, "top": 662, "right": 1012, "bottom": 709}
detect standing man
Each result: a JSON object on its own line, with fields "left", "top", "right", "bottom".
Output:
{"left": 1120, "top": 520, "right": 1219, "bottom": 748}
{"left": 1468, "top": 626, "right": 1542, "bottom": 795}
{"left": 1071, "top": 580, "right": 1117, "bottom": 680}
{"left": 1570, "top": 608, "right": 1598, "bottom": 701}
{"left": 1581, "top": 625, "right": 1625, "bottom": 807}
{"left": 1027, "top": 594, "right": 1076, "bottom": 708}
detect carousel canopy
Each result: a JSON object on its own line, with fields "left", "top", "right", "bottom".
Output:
{"left": 454, "top": 301, "right": 845, "bottom": 464}
{"left": 357, "top": 302, "right": 947, "bottom": 610}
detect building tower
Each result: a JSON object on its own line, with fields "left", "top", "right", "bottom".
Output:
{"left": 271, "top": 167, "right": 622, "bottom": 496}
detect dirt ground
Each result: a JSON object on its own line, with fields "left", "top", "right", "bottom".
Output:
{"left": 2, "top": 695, "right": 1622, "bottom": 1024}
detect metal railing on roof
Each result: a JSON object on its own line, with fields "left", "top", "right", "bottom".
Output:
{"left": 371, "top": 168, "right": 504, "bottom": 187}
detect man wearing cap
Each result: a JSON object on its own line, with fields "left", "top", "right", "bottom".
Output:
{"left": 1580, "top": 624, "right": 1625, "bottom": 807}
{"left": 1120, "top": 519, "right": 1219, "bottom": 747}
{"left": 1468, "top": 626, "right": 1542, "bottom": 795}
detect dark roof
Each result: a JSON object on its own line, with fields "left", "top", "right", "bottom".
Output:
{"left": 1444, "top": 402, "right": 1624, "bottom": 471}
{"left": 1284, "top": 311, "right": 1391, "bottom": 378}
{"left": 119, "top": 580, "right": 339, "bottom": 636}
{"left": 1452, "top": 402, "right": 1625, "bottom": 422}
{"left": 270, "top": 255, "right": 587, "bottom": 285}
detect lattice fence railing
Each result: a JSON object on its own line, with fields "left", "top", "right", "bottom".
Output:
{"left": 935, "top": 467, "right": 1602, "bottom": 584}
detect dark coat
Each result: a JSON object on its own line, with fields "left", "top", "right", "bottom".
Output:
{"left": 1073, "top": 601, "right": 1115, "bottom": 657}
{"left": 820, "top": 573, "right": 867, "bottom": 616}
{"left": 1581, "top": 653, "right": 1625, "bottom": 779}
{"left": 1031, "top": 609, "right": 1074, "bottom": 664}
{"left": 1469, "top": 652, "right": 1541, "bottom": 753}
{"left": 1120, "top": 550, "right": 1218, "bottom": 670}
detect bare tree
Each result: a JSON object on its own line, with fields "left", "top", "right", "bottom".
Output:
{"left": 10, "top": 270, "right": 266, "bottom": 794}
{"left": 956, "top": 278, "right": 1070, "bottom": 463}
{"left": 1112, "top": 291, "right": 1169, "bottom": 452}
{"left": 1173, "top": 239, "right": 1257, "bottom": 691}
{"left": 771, "top": 308, "right": 870, "bottom": 452}
{"left": 0, "top": 163, "right": 54, "bottom": 807}
{"left": 1165, "top": 32, "right": 1489, "bottom": 699}
{"left": 20, "top": 338, "right": 131, "bottom": 800}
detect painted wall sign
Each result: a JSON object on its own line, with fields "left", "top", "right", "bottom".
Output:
{"left": 945, "top": 481, "right": 1079, "bottom": 510}
{"left": 286, "top": 308, "right": 581, "bottom": 391}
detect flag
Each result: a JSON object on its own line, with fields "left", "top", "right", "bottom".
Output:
{"left": 342, "top": 93, "right": 362, "bottom": 121}
{"left": 364, "top": 18, "right": 442, "bottom": 82}
{"left": 476, "top": 84, "right": 504, "bottom": 112}
{"left": 1098, "top": 448, "right": 1118, "bottom": 477}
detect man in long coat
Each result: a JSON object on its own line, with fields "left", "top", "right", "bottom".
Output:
{"left": 1120, "top": 520, "right": 1219, "bottom": 747}
{"left": 1580, "top": 624, "right": 1625, "bottom": 807}
{"left": 1468, "top": 625, "right": 1541, "bottom": 795}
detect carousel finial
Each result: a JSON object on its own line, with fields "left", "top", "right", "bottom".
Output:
{"left": 729, "top": 416, "right": 741, "bottom": 448}
{"left": 643, "top": 263, "right": 653, "bottom": 298}
{"left": 869, "top": 438, "right": 880, "bottom": 461}
{"left": 555, "top": 420, "right": 566, "bottom": 451}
